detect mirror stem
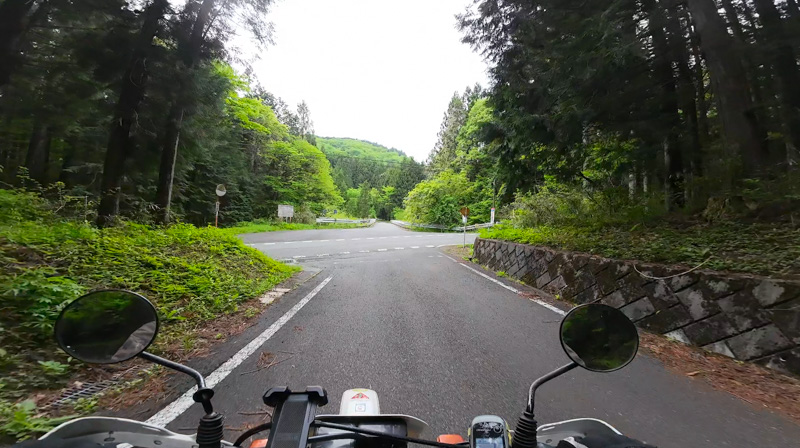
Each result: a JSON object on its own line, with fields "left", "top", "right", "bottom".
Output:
{"left": 527, "top": 362, "right": 578, "bottom": 412}
{"left": 513, "top": 362, "right": 578, "bottom": 448}
{"left": 139, "top": 352, "right": 207, "bottom": 389}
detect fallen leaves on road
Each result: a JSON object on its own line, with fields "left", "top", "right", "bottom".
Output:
{"left": 639, "top": 331, "right": 800, "bottom": 424}
{"left": 240, "top": 353, "right": 295, "bottom": 376}
{"left": 257, "top": 352, "right": 276, "bottom": 367}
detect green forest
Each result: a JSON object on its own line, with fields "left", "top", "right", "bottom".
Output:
{"left": 317, "top": 137, "right": 425, "bottom": 220}
{"left": 402, "top": 0, "right": 800, "bottom": 276}
{"left": 0, "top": 0, "right": 346, "bottom": 227}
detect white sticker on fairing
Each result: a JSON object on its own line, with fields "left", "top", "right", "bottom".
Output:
{"left": 340, "top": 388, "right": 381, "bottom": 415}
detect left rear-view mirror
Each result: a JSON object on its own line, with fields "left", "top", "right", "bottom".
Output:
{"left": 55, "top": 290, "right": 159, "bottom": 364}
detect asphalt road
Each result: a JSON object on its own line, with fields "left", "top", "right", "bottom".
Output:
{"left": 159, "top": 223, "right": 799, "bottom": 447}
{"left": 239, "top": 222, "right": 477, "bottom": 262}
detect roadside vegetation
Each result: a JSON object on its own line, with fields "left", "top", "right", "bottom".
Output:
{"left": 0, "top": 189, "right": 297, "bottom": 440}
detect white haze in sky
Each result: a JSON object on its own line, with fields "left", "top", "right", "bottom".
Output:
{"left": 245, "top": 0, "right": 489, "bottom": 162}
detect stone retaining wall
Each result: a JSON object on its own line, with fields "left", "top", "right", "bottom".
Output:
{"left": 473, "top": 238, "right": 800, "bottom": 375}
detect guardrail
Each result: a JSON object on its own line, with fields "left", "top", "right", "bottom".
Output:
{"left": 316, "top": 218, "right": 376, "bottom": 224}
{"left": 456, "top": 222, "right": 496, "bottom": 231}
{"left": 391, "top": 220, "right": 495, "bottom": 232}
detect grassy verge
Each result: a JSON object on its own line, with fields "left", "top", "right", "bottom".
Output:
{"left": 0, "top": 190, "right": 298, "bottom": 440}
{"left": 480, "top": 221, "right": 800, "bottom": 278}
{"left": 222, "top": 219, "right": 369, "bottom": 235}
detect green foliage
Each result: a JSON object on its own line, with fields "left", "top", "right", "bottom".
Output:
{"left": 70, "top": 396, "right": 99, "bottom": 414}
{"left": 404, "top": 170, "right": 493, "bottom": 225}
{"left": 260, "top": 138, "right": 344, "bottom": 216}
{"left": 481, "top": 222, "right": 800, "bottom": 277}
{"left": 0, "top": 400, "right": 77, "bottom": 441}
{"left": 508, "top": 179, "right": 665, "bottom": 228}
{"left": 37, "top": 361, "right": 70, "bottom": 378}
{"left": 317, "top": 137, "right": 425, "bottom": 210}
{"left": 0, "top": 190, "right": 297, "bottom": 403}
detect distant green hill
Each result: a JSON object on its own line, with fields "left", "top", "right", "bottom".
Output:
{"left": 316, "top": 137, "right": 412, "bottom": 163}
{"left": 315, "top": 137, "right": 425, "bottom": 219}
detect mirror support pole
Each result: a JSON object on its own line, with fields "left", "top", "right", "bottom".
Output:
{"left": 527, "top": 362, "right": 578, "bottom": 412}
{"left": 139, "top": 352, "right": 215, "bottom": 413}
{"left": 513, "top": 362, "right": 578, "bottom": 448}
{"left": 140, "top": 352, "right": 207, "bottom": 389}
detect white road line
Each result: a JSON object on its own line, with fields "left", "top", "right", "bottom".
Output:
{"left": 263, "top": 243, "right": 275, "bottom": 246}
{"left": 458, "top": 264, "right": 565, "bottom": 316}
{"left": 302, "top": 240, "right": 313, "bottom": 243}
{"left": 411, "top": 246, "right": 419, "bottom": 249}
{"left": 366, "top": 237, "right": 375, "bottom": 240}
{"left": 336, "top": 239, "right": 345, "bottom": 241}
{"left": 145, "top": 276, "right": 333, "bottom": 426}
{"left": 395, "top": 247, "right": 404, "bottom": 250}
{"left": 317, "top": 254, "right": 329, "bottom": 257}
{"left": 341, "top": 251, "right": 350, "bottom": 254}
{"left": 359, "top": 250, "right": 369, "bottom": 253}
{"left": 293, "top": 255, "right": 306, "bottom": 259}
{"left": 403, "top": 236, "right": 412, "bottom": 238}
{"left": 377, "top": 248, "right": 387, "bottom": 252}
{"left": 319, "top": 240, "right": 330, "bottom": 242}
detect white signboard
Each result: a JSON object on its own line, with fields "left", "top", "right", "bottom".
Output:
{"left": 490, "top": 207, "right": 496, "bottom": 224}
{"left": 278, "top": 204, "right": 294, "bottom": 218}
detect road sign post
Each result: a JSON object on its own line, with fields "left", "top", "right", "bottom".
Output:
{"left": 214, "top": 184, "right": 226, "bottom": 227}
{"left": 460, "top": 207, "right": 470, "bottom": 248}
{"left": 278, "top": 204, "right": 295, "bottom": 222}
{"left": 490, "top": 207, "right": 495, "bottom": 225}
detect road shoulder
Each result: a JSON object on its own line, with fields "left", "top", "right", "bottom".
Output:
{"left": 442, "top": 245, "right": 800, "bottom": 424}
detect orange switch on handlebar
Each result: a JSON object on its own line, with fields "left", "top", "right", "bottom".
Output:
{"left": 437, "top": 434, "right": 466, "bottom": 444}
{"left": 249, "top": 439, "right": 268, "bottom": 448}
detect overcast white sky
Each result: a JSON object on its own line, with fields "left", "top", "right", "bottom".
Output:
{"left": 246, "top": 0, "right": 489, "bottom": 162}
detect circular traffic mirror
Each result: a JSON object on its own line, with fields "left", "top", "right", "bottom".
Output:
{"left": 559, "top": 303, "right": 639, "bottom": 372}
{"left": 54, "top": 290, "right": 159, "bottom": 364}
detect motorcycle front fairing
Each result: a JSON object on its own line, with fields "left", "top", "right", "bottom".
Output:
{"left": 34, "top": 416, "right": 217, "bottom": 448}
{"left": 535, "top": 418, "right": 621, "bottom": 447}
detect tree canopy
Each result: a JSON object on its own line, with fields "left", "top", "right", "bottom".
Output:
{"left": 0, "top": 0, "right": 342, "bottom": 226}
